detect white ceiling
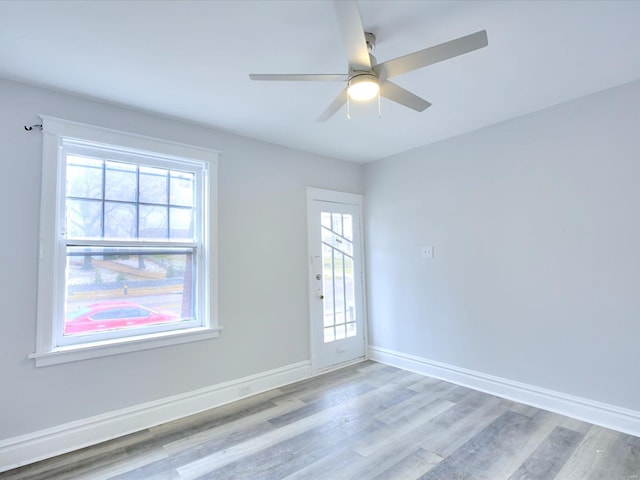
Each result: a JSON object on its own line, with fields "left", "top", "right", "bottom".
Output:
{"left": 1, "top": 0, "right": 640, "bottom": 163}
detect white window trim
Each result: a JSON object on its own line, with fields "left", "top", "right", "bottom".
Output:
{"left": 30, "top": 115, "right": 221, "bottom": 367}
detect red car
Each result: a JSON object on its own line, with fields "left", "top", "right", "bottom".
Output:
{"left": 64, "top": 301, "right": 179, "bottom": 335}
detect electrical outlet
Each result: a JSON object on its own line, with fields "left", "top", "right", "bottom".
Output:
{"left": 421, "top": 246, "right": 434, "bottom": 258}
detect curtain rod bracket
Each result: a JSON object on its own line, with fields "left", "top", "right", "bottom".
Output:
{"left": 24, "top": 124, "right": 43, "bottom": 132}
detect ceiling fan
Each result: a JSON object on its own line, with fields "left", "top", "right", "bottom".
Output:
{"left": 249, "top": 0, "right": 488, "bottom": 121}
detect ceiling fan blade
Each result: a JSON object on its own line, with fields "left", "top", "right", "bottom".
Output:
{"left": 375, "top": 30, "right": 488, "bottom": 79}
{"left": 249, "top": 74, "right": 348, "bottom": 82}
{"left": 333, "top": 0, "right": 371, "bottom": 71}
{"left": 316, "top": 88, "right": 348, "bottom": 122}
{"left": 380, "top": 81, "right": 431, "bottom": 112}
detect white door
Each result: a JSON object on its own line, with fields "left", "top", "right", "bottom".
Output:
{"left": 307, "top": 188, "right": 366, "bottom": 372}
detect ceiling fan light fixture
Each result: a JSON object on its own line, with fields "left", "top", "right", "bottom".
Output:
{"left": 347, "top": 74, "right": 379, "bottom": 101}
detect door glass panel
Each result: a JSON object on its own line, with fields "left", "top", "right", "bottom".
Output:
{"left": 346, "top": 322, "right": 357, "bottom": 336}
{"left": 322, "top": 229, "right": 353, "bottom": 256}
{"left": 343, "top": 215, "right": 353, "bottom": 241}
{"left": 321, "top": 212, "right": 357, "bottom": 343}
{"left": 344, "top": 255, "right": 355, "bottom": 320}
{"left": 324, "top": 327, "right": 335, "bottom": 343}
{"left": 332, "top": 213, "right": 343, "bottom": 236}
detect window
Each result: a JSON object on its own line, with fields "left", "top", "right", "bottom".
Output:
{"left": 30, "top": 116, "right": 219, "bottom": 366}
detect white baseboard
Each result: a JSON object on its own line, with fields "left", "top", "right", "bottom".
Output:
{"left": 369, "top": 345, "right": 640, "bottom": 438}
{"left": 0, "top": 360, "right": 312, "bottom": 473}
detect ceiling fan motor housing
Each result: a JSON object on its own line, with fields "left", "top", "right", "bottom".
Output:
{"left": 364, "top": 32, "right": 376, "bottom": 52}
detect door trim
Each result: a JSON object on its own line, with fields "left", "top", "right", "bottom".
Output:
{"left": 306, "top": 187, "right": 368, "bottom": 375}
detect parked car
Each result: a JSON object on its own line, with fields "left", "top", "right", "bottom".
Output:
{"left": 64, "top": 301, "right": 179, "bottom": 335}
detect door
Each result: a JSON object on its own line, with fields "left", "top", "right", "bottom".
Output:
{"left": 307, "top": 188, "right": 366, "bottom": 372}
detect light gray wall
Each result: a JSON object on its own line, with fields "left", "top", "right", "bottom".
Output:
{"left": 365, "top": 80, "right": 640, "bottom": 411}
{"left": 0, "top": 78, "right": 363, "bottom": 440}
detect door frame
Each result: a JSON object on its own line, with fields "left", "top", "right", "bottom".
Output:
{"left": 306, "top": 187, "right": 368, "bottom": 375}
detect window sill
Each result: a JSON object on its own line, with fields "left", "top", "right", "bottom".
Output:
{"left": 28, "top": 326, "right": 222, "bottom": 367}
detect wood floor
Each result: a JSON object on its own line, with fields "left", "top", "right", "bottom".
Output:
{"left": 3, "top": 361, "right": 640, "bottom": 480}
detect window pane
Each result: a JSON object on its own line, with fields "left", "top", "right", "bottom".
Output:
{"left": 321, "top": 212, "right": 331, "bottom": 228}
{"left": 66, "top": 156, "right": 103, "bottom": 199}
{"left": 64, "top": 249, "right": 195, "bottom": 337}
{"left": 139, "top": 205, "right": 168, "bottom": 238}
{"left": 104, "top": 202, "right": 136, "bottom": 238}
{"left": 170, "top": 171, "right": 194, "bottom": 207}
{"left": 170, "top": 207, "right": 194, "bottom": 239}
{"left": 66, "top": 199, "right": 102, "bottom": 238}
{"left": 105, "top": 161, "right": 137, "bottom": 202}
{"left": 139, "top": 166, "right": 167, "bottom": 204}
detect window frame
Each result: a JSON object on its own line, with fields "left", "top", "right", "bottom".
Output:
{"left": 30, "top": 116, "right": 220, "bottom": 367}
